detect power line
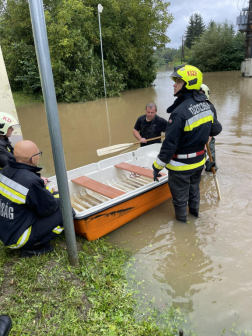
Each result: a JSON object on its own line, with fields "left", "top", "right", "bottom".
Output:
{"left": 237, "top": 0, "right": 241, "bottom": 11}
{"left": 172, "top": 0, "right": 210, "bottom": 22}
{"left": 242, "top": 0, "right": 248, "bottom": 8}
{"left": 187, "top": 0, "right": 211, "bottom": 16}
{"left": 173, "top": 0, "right": 199, "bottom": 16}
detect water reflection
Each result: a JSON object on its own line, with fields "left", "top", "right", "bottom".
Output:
{"left": 129, "top": 218, "right": 214, "bottom": 313}
{"left": 16, "top": 85, "right": 160, "bottom": 176}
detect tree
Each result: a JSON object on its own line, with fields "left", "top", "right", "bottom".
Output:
{"left": 0, "top": 0, "right": 173, "bottom": 102}
{"left": 153, "top": 47, "right": 178, "bottom": 68}
{"left": 187, "top": 21, "right": 244, "bottom": 72}
{"left": 185, "top": 13, "right": 205, "bottom": 49}
{"left": 207, "top": 19, "right": 215, "bottom": 30}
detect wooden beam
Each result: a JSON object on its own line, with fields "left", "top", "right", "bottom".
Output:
{"left": 71, "top": 176, "right": 125, "bottom": 199}
{"left": 115, "top": 162, "right": 166, "bottom": 179}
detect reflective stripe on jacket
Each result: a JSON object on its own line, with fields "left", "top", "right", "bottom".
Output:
{"left": 0, "top": 158, "right": 61, "bottom": 248}
{"left": 157, "top": 91, "right": 222, "bottom": 172}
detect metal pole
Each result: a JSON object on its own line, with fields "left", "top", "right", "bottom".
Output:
{"left": 98, "top": 4, "right": 106, "bottom": 98}
{"left": 181, "top": 36, "right": 183, "bottom": 63}
{"left": 98, "top": 4, "right": 111, "bottom": 145}
{"left": 28, "top": 0, "right": 79, "bottom": 266}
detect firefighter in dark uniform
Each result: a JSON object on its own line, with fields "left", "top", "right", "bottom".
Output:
{"left": 0, "top": 112, "right": 19, "bottom": 169}
{"left": 0, "top": 111, "right": 50, "bottom": 186}
{"left": 0, "top": 140, "right": 66, "bottom": 257}
{"left": 152, "top": 65, "right": 222, "bottom": 222}
{"left": 133, "top": 103, "right": 167, "bottom": 146}
{"left": 200, "top": 84, "right": 218, "bottom": 172}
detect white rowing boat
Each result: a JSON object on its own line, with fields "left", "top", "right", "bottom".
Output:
{"left": 48, "top": 144, "right": 171, "bottom": 240}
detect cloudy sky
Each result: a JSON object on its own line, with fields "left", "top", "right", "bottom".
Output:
{"left": 166, "top": 0, "right": 247, "bottom": 49}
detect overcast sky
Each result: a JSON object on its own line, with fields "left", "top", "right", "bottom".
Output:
{"left": 167, "top": 0, "right": 248, "bottom": 49}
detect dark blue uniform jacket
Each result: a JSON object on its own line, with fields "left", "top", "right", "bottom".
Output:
{"left": 0, "top": 158, "right": 60, "bottom": 247}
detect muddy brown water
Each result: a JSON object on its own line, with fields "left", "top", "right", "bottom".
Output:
{"left": 15, "top": 69, "right": 252, "bottom": 335}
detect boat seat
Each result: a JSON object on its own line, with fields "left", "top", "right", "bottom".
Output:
{"left": 114, "top": 162, "right": 166, "bottom": 179}
{"left": 71, "top": 176, "right": 126, "bottom": 199}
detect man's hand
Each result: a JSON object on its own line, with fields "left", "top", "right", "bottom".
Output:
{"left": 152, "top": 163, "right": 162, "bottom": 182}
{"left": 41, "top": 176, "right": 50, "bottom": 186}
{"left": 140, "top": 138, "right": 147, "bottom": 144}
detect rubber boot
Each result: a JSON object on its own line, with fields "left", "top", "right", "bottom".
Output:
{"left": 189, "top": 208, "right": 199, "bottom": 217}
{"left": 20, "top": 244, "right": 53, "bottom": 258}
{"left": 174, "top": 205, "right": 187, "bottom": 223}
{"left": 0, "top": 315, "right": 12, "bottom": 336}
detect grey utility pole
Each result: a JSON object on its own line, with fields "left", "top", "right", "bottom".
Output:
{"left": 28, "top": 0, "right": 79, "bottom": 266}
{"left": 245, "top": 0, "right": 252, "bottom": 58}
{"left": 98, "top": 4, "right": 111, "bottom": 146}
{"left": 181, "top": 36, "right": 185, "bottom": 63}
{"left": 98, "top": 4, "right": 106, "bottom": 97}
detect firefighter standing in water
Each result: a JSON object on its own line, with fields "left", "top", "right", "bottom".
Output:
{"left": 200, "top": 84, "right": 218, "bottom": 172}
{"left": 152, "top": 65, "right": 222, "bottom": 222}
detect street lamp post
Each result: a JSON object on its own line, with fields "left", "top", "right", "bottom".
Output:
{"left": 98, "top": 4, "right": 106, "bottom": 98}
{"left": 98, "top": 4, "right": 111, "bottom": 146}
{"left": 28, "top": 0, "right": 79, "bottom": 266}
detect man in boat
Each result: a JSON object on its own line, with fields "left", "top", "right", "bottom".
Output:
{"left": 0, "top": 140, "right": 66, "bottom": 257}
{"left": 152, "top": 64, "right": 222, "bottom": 222}
{"left": 133, "top": 103, "right": 167, "bottom": 146}
{"left": 0, "top": 112, "right": 50, "bottom": 185}
{"left": 200, "top": 84, "right": 218, "bottom": 172}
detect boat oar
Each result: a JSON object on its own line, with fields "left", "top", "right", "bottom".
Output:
{"left": 206, "top": 142, "right": 221, "bottom": 200}
{"left": 97, "top": 135, "right": 165, "bottom": 156}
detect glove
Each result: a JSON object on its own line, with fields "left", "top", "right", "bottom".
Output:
{"left": 152, "top": 163, "right": 162, "bottom": 182}
{"left": 205, "top": 160, "right": 215, "bottom": 172}
{"left": 72, "top": 207, "right": 76, "bottom": 218}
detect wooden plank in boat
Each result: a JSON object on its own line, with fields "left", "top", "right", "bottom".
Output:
{"left": 74, "top": 183, "right": 172, "bottom": 241}
{"left": 114, "top": 162, "right": 166, "bottom": 179}
{"left": 71, "top": 176, "right": 125, "bottom": 199}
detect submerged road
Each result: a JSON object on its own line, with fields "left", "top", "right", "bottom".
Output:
{"left": 17, "top": 68, "right": 252, "bottom": 335}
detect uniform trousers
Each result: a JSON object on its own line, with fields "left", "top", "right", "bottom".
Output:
{"left": 168, "top": 168, "right": 203, "bottom": 220}
{"left": 21, "top": 207, "right": 63, "bottom": 249}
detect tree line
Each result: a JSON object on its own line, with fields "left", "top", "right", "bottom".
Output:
{"left": 155, "top": 13, "right": 244, "bottom": 72}
{"left": 0, "top": 0, "right": 173, "bottom": 103}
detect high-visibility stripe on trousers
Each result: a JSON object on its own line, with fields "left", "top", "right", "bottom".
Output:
{"left": 7, "top": 226, "right": 64, "bottom": 249}
{"left": 7, "top": 226, "right": 32, "bottom": 249}
{"left": 166, "top": 157, "right": 205, "bottom": 172}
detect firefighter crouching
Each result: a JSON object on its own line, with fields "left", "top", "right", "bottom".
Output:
{"left": 152, "top": 64, "right": 222, "bottom": 222}
{"left": 0, "top": 140, "right": 71, "bottom": 258}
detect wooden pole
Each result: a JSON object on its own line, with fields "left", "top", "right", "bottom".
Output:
{"left": 206, "top": 143, "right": 221, "bottom": 200}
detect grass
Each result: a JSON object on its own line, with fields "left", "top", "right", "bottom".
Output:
{"left": 12, "top": 92, "right": 42, "bottom": 107}
{"left": 0, "top": 235, "right": 193, "bottom": 336}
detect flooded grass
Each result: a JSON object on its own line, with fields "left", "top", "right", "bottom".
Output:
{"left": 0, "top": 235, "right": 194, "bottom": 336}
{"left": 12, "top": 91, "right": 42, "bottom": 107}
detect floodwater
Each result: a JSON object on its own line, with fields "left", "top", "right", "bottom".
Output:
{"left": 16, "top": 68, "right": 252, "bottom": 335}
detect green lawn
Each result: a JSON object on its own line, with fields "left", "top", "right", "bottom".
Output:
{"left": 0, "top": 235, "right": 190, "bottom": 336}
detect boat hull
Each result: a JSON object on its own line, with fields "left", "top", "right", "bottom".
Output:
{"left": 74, "top": 182, "right": 171, "bottom": 241}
